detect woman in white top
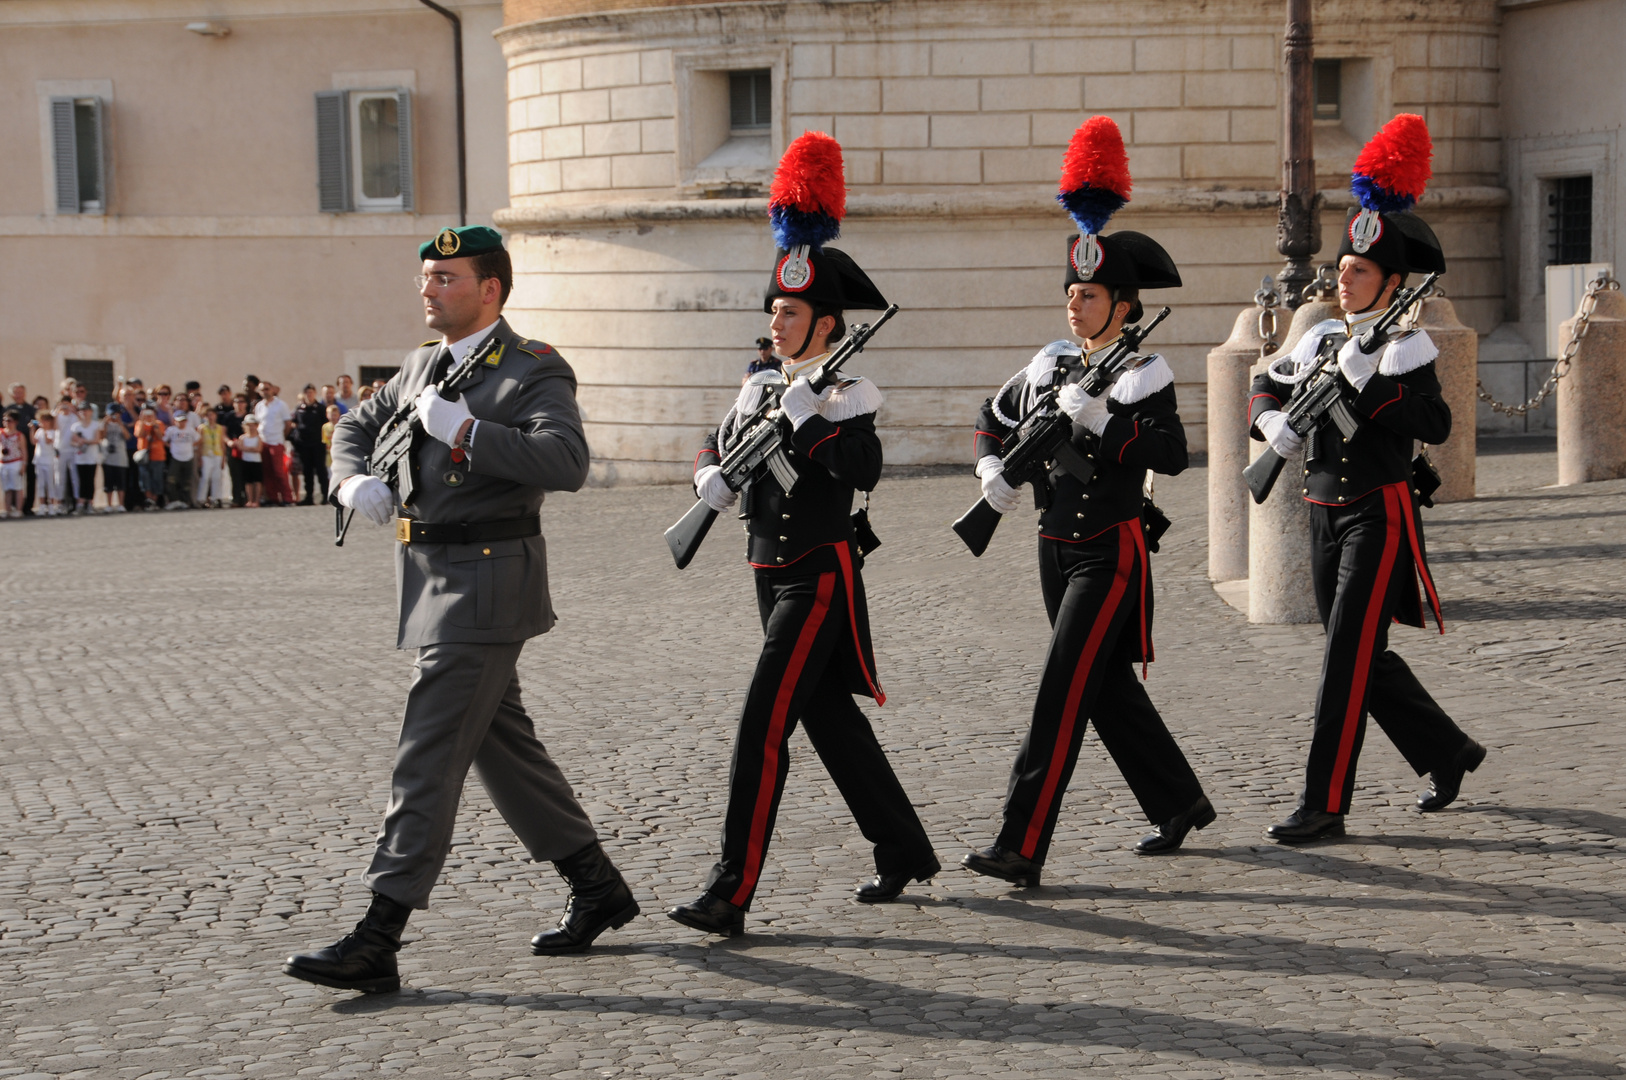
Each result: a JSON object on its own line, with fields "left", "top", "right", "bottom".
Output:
{"left": 235, "top": 416, "right": 264, "bottom": 507}
{"left": 33, "top": 413, "right": 63, "bottom": 515}
{"left": 101, "top": 412, "right": 129, "bottom": 512}
{"left": 70, "top": 403, "right": 102, "bottom": 514}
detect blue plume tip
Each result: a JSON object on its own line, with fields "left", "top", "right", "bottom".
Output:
{"left": 1057, "top": 185, "right": 1128, "bottom": 238}
{"left": 1351, "top": 174, "right": 1417, "bottom": 215}
{"left": 770, "top": 206, "right": 841, "bottom": 252}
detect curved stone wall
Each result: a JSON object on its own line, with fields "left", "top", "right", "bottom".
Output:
{"left": 496, "top": 0, "right": 1503, "bottom": 485}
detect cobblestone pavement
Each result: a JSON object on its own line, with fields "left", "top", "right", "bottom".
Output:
{"left": 3, "top": 440, "right": 1624, "bottom": 1080}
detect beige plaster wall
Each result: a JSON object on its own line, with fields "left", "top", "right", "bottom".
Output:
{"left": 0, "top": 0, "right": 508, "bottom": 398}
{"left": 497, "top": 0, "right": 1506, "bottom": 483}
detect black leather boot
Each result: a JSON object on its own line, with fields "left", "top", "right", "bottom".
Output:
{"left": 856, "top": 855, "right": 941, "bottom": 903}
{"left": 283, "top": 892, "right": 410, "bottom": 994}
{"left": 1135, "top": 795, "right": 1217, "bottom": 855}
{"left": 1266, "top": 806, "right": 1346, "bottom": 844}
{"left": 530, "top": 841, "right": 640, "bottom": 955}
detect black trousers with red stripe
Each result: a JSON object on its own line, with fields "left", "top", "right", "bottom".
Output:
{"left": 1305, "top": 489, "right": 1472, "bottom": 814}
{"left": 995, "top": 525, "right": 1206, "bottom": 866}
{"left": 704, "top": 567, "right": 935, "bottom": 909}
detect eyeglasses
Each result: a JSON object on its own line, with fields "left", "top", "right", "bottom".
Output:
{"left": 414, "top": 273, "right": 476, "bottom": 290}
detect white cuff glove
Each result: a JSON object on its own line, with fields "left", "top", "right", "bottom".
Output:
{"left": 1337, "top": 337, "right": 1380, "bottom": 391}
{"left": 336, "top": 474, "right": 394, "bottom": 526}
{"left": 976, "top": 455, "right": 1024, "bottom": 514}
{"left": 1057, "top": 383, "right": 1112, "bottom": 436}
{"left": 416, "top": 385, "right": 473, "bottom": 447}
{"left": 778, "top": 376, "right": 820, "bottom": 430}
{"left": 1256, "top": 410, "right": 1304, "bottom": 458}
{"left": 694, "top": 464, "right": 737, "bottom": 512}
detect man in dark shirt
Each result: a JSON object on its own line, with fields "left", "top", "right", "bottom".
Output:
{"left": 218, "top": 392, "right": 248, "bottom": 506}
{"left": 4, "top": 384, "right": 35, "bottom": 515}
{"left": 293, "top": 384, "right": 330, "bottom": 504}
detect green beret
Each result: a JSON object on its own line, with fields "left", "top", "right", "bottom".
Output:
{"left": 418, "top": 225, "right": 504, "bottom": 261}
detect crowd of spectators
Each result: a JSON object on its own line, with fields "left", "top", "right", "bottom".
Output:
{"left": 1, "top": 373, "right": 383, "bottom": 518}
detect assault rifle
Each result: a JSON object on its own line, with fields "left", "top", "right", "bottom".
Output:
{"left": 333, "top": 334, "right": 503, "bottom": 546}
{"left": 664, "top": 304, "right": 899, "bottom": 570}
{"left": 952, "top": 306, "right": 1171, "bottom": 557}
{"left": 1242, "top": 270, "right": 1439, "bottom": 505}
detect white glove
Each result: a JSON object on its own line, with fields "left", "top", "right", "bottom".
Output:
{"left": 416, "top": 385, "right": 474, "bottom": 447}
{"left": 1337, "top": 337, "right": 1380, "bottom": 391}
{"left": 335, "top": 474, "right": 394, "bottom": 526}
{"left": 1256, "top": 410, "right": 1304, "bottom": 458}
{"left": 778, "top": 376, "right": 820, "bottom": 430}
{"left": 694, "top": 464, "right": 737, "bottom": 512}
{"left": 1057, "top": 383, "right": 1111, "bottom": 435}
{"left": 976, "top": 455, "right": 1024, "bottom": 514}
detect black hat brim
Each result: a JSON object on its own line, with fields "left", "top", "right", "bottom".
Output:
{"left": 1335, "top": 209, "right": 1446, "bottom": 275}
{"left": 764, "top": 245, "right": 889, "bottom": 312}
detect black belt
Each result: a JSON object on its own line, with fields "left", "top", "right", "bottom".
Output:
{"left": 396, "top": 515, "right": 540, "bottom": 545}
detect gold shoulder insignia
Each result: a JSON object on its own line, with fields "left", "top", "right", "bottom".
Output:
{"left": 516, "top": 340, "right": 554, "bottom": 358}
{"left": 483, "top": 342, "right": 505, "bottom": 367}
{"left": 420, "top": 339, "right": 439, "bottom": 348}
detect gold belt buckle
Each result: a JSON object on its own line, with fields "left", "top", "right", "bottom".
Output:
{"left": 395, "top": 518, "right": 411, "bottom": 544}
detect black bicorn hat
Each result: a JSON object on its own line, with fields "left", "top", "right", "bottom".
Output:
{"left": 1055, "top": 117, "right": 1182, "bottom": 293}
{"left": 761, "top": 132, "right": 889, "bottom": 314}
{"left": 1334, "top": 114, "right": 1447, "bottom": 276}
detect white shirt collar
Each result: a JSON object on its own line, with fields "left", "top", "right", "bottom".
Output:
{"left": 781, "top": 350, "right": 830, "bottom": 381}
{"left": 445, "top": 319, "right": 500, "bottom": 364}
{"left": 1345, "top": 309, "right": 1385, "bottom": 335}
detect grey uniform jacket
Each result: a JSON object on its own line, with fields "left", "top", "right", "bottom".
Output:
{"left": 330, "top": 317, "right": 589, "bottom": 650}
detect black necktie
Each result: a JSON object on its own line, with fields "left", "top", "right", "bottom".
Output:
{"left": 429, "top": 346, "right": 454, "bottom": 386}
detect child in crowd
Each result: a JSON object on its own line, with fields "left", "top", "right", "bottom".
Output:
{"left": 163, "top": 411, "right": 199, "bottom": 509}
{"left": 101, "top": 411, "right": 128, "bottom": 513}
{"left": 134, "top": 407, "right": 167, "bottom": 510}
{"left": 196, "top": 407, "right": 227, "bottom": 508}
{"left": 71, "top": 402, "right": 101, "bottom": 514}
{"left": 1, "top": 412, "right": 24, "bottom": 518}
{"left": 235, "top": 416, "right": 263, "bottom": 507}
{"left": 33, "top": 412, "right": 63, "bottom": 516}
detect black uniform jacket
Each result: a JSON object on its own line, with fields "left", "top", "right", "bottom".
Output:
{"left": 695, "top": 372, "right": 886, "bottom": 700}
{"left": 1248, "top": 320, "right": 1450, "bottom": 629}
{"left": 975, "top": 346, "right": 1189, "bottom": 543}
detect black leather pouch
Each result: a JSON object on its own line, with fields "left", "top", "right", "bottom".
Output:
{"left": 852, "top": 508, "right": 882, "bottom": 558}
{"left": 1141, "top": 500, "right": 1171, "bottom": 553}
{"left": 1411, "top": 452, "right": 1442, "bottom": 508}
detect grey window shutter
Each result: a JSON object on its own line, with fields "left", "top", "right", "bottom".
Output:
{"left": 315, "top": 90, "right": 351, "bottom": 213}
{"left": 81, "top": 98, "right": 106, "bottom": 215}
{"left": 51, "top": 97, "right": 79, "bottom": 214}
{"left": 395, "top": 89, "right": 414, "bottom": 212}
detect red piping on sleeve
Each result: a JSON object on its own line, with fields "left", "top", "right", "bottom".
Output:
{"left": 974, "top": 429, "right": 1005, "bottom": 446}
{"left": 1368, "top": 384, "right": 1404, "bottom": 418}
{"left": 694, "top": 448, "right": 720, "bottom": 473}
{"left": 806, "top": 430, "right": 838, "bottom": 456}
{"left": 1248, "top": 392, "right": 1281, "bottom": 413}
{"left": 1115, "top": 421, "right": 1140, "bottom": 463}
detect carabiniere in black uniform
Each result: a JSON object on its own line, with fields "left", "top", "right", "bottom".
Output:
{"left": 1249, "top": 117, "right": 1486, "bottom": 842}
{"left": 961, "top": 120, "right": 1213, "bottom": 887}
{"left": 666, "top": 134, "right": 937, "bottom": 936}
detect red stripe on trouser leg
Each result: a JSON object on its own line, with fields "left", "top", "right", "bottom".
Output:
{"left": 729, "top": 571, "right": 835, "bottom": 907}
{"left": 1325, "top": 485, "right": 1403, "bottom": 813}
{"left": 1392, "top": 480, "right": 1445, "bottom": 633}
{"left": 1019, "top": 525, "right": 1135, "bottom": 859}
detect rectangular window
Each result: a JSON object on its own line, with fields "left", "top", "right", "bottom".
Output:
{"left": 64, "top": 360, "right": 115, "bottom": 408}
{"left": 1548, "top": 175, "right": 1593, "bottom": 265}
{"left": 1313, "top": 59, "right": 1341, "bottom": 122}
{"left": 51, "top": 96, "right": 106, "bottom": 214}
{"left": 316, "top": 89, "right": 413, "bottom": 213}
{"left": 729, "top": 69, "right": 771, "bottom": 133}
{"left": 358, "top": 365, "right": 401, "bottom": 387}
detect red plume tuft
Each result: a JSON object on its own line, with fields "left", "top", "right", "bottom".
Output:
{"left": 769, "top": 131, "right": 847, "bottom": 221}
{"left": 1059, "top": 116, "right": 1131, "bottom": 202}
{"left": 1352, "top": 113, "right": 1433, "bottom": 203}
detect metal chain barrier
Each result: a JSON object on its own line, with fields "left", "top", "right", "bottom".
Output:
{"left": 1255, "top": 275, "right": 1282, "bottom": 357}
{"left": 1476, "top": 270, "right": 1621, "bottom": 418}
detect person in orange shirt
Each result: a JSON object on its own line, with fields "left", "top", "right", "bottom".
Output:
{"left": 133, "top": 406, "right": 167, "bottom": 510}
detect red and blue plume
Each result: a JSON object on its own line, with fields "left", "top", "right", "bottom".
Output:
{"left": 769, "top": 131, "right": 846, "bottom": 251}
{"left": 1351, "top": 113, "right": 1432, "bottom": 214}
{"left": 1057, "top": 116, "right": 1132, "bottom": 235}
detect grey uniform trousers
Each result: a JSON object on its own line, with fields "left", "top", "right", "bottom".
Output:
{"left": 363, "top": 640, "right": 600, "bottom": 909}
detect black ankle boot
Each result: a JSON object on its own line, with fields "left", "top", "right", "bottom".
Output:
{"left": 283, "top": 892, "right": 410, "bottom": 993}
{"left": 530, "top": 841, "right": 640, "bottom": 955}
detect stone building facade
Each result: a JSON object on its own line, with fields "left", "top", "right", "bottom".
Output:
{"left": 495, "top": 0, "right": 1512, "bottom": 484}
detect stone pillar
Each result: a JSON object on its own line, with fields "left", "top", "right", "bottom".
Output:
{"left": 1415, "top": 297, "right": 1477, "bottom": 502}
{"left": 1248, "top": 300, "right": 1341, "bottom": 624}
{"left": 1207, "top": 309, "right": 1266, "bottom": 582}
{"left": 1558, "top": 287, "right": 1626, "bottom": 484}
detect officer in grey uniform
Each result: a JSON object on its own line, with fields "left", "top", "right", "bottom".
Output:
{"left": 283, "top": 226, "right": 638, "bottom": 994}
